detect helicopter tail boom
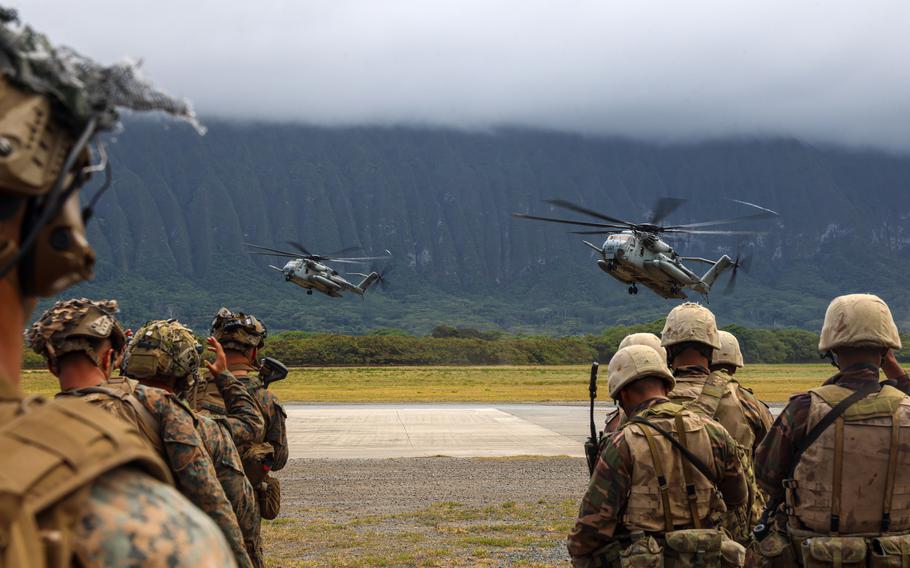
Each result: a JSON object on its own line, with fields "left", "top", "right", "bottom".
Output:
{"left": 356, "top": 272, "right": 381, "bottom": 294}
{"left": 700, "top": 255, "right": 735, "bottom": 289}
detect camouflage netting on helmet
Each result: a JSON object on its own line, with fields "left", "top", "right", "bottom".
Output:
{"left": 26, "top": 297, "right": 125, "bottom": 367}
{"left": 125, "top": 319, "right": 201, "bottom": 381}
{"left": 211, "top": 308, "right": 267, "bottom": 351}
{"left": 0, "top": 7, "right": 204, "bottom": 135}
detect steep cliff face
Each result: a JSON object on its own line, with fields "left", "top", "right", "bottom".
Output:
{"left": 68, "top": 121, "right": 910, "bottom": 332}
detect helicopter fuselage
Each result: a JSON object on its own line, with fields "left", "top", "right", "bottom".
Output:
{"left": 589, "top": 231, "right": 733, "bottom": 299}
{"left": 278, "top": 259, "right": 377, "bottom": 297}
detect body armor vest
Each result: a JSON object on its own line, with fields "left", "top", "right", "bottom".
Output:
{"left": 0, "top": 395, "right": 171, "bottom": 567}
{"left": 787, "top": 384, "right": 910, "bottom": 535}
{"left": 623, "top": 402, "right": 725, "bottom": 533}
{"left": 670, "top": 372, "right": 754, "bottom": 450}
{"left": 59, "top": 377, "right": 165, "bottom": 457}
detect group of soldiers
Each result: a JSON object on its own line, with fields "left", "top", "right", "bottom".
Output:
{"left": 0, "top": 8, "right": 297, "bottom": 566}
{"left": 568, "top": 297, "right": 910, "bottom": 568}
{"left": 25, "top": 301, "right": 289, "bottom": 567}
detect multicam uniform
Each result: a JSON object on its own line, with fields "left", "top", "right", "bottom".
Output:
{"left": 568, "top": 397, "right": 748, "bottom": 568}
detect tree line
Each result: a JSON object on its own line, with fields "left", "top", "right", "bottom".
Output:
{"left": 22, "top": 321, "right": 908, "bottom": 369}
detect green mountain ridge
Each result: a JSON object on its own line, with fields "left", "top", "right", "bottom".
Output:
{"left": 62, "top": 121, "right": 910, "bottom": 334}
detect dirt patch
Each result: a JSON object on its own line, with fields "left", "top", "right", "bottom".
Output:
{"left": 265, "top": 456, "right": 588, "bottom": 567}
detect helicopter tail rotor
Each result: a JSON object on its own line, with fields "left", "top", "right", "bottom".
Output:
{"left": 723, "top": 247, "right": 752, "bottom": 295}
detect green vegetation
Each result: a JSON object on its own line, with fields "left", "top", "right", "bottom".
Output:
{"left": 21, "top": 363, "right": 837, "bottom": 403}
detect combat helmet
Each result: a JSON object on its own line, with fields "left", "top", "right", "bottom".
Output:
{"left": 211, "top": 308, "right": 267, "bottom": 352}
{"left": 713, "top": 330, "right": 745, "bottom": 369}
{"left": 26, "top": 298, "right": 126, "bottom": 371}
{"left": 818, "top": 294, "right": 901, "bottom": 354}
{"left": 618, "top": 332, "right": 667, "bottom": 363}
{"left": 608, "top": 344, "right": 676, "bottom": 398}
{"left": 0, "top": 8, "right": 201, "bottom": 297}
{"left": 661, "top": 302, "right": 721, "bottom": 351}
{"left": 125, "top": 319, "right": 202, "bottom": 385}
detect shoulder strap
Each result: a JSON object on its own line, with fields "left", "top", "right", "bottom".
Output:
{"left": 674, "top": 413, "right": 703, "bottom": 528}
{"left": 73, "top": 385, "right": 164, "bottom": 456}
{"left": 636, "top": 424, "right": 675, "bottom": 531}
{"left": 629, "top": 415, "right": 717, "bottom": 483}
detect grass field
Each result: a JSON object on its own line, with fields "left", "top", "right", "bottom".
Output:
{"left": 20, "top": 363, "right": 835, "bottom": 402}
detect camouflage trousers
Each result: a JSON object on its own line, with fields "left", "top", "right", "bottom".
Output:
{"left": 217, "top": 463, "right": 263, "bottom": 567}
{"left": 724, "top": 446, "right": 765, "bottom": 545}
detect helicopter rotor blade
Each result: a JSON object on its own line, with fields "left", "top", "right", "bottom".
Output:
{"left": 286, "top": 241, "right": 314, "bottom": 257}
{"left": 325, "top": 246, "right": 362, "bottom": 257}
{"left": 329, "top": 255, "right": 394, "bottom": 262}
{"left": 246, "top": 243, "right": 303, "bottom": 257}
{"left": 569, "top": 229, "right": 627, "bottom": 235}
{"left": 248, "top": 251, "right": 300, "bottom": 258}
{"left": 544, "top": 199, "right": 636, "bottom": 227}
{"left": 664, "top": 229, "right": 767, "bottom": 236}
{"left": 665, "top": 200, "right": 779, "bottom": 230}
{"left": 649, "top": 197, "right": 687, "bottom": 225}
{"left": 513, "top": 212, "right": 628, "bottom": 230}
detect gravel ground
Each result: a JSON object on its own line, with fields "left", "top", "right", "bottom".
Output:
{"left": 266, "top": 456, "right": 589, "bottom": 567}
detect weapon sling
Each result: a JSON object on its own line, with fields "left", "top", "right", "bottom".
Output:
{"left": 752, "top": 378, "right": 889, "bottom": 538}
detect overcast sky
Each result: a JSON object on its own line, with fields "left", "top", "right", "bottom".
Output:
{"left": 13, "top": 1, "right": 910, "bottom": 151}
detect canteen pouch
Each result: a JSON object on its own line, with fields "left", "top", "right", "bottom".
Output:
{"left": 748, "top": 529, "right": 798, "bottom": 568}
{"left": 870, "top": 534, "right": 910, "bottom": 568}
{"left": 800, "top": 537, "right": 866, "bottom": 568}
{"left": 258, "top": 475, "right": 281, "bottom": 520}
{"left": 621, "top": 535, "right": 664, "bottom": 568}
{"left": 664, "top": 529, "right": 722, "bottom": 568}
{"left": 242, "top": 442, "right": 275, "bottom": 485}
{"left": 589, "top": 540, "right": 624, "bottom": 568}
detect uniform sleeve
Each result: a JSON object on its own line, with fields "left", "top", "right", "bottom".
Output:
{"left": 567, "top": 431, "right": 632, "bottom": 563}
{"left": 708, "top": 423, "right": 748, "bottom": 507}
{"left": 146, "top": 391, "right": 253, "bottom": 568}
{"left": 261, "top": 390, "right": 289, "bottom": 470}
{"left": 213, "top": 371, "right": 266, "bottom": 447}
{"left": 76, "top": 468, "right": 238, "bottom": 567}
{"left": 753, "top": 394, "right": 811, "bottom": 500}
{"left": 736, "top": 385, "right": 775, "bottom": 451}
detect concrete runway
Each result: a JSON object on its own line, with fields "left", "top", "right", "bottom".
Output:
{"left": 286, "top": 403, "right": 783, "bottom": 459}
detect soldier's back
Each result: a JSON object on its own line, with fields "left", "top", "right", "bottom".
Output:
{"left": 0, "top": 391, "right": 234, "bottom": 567}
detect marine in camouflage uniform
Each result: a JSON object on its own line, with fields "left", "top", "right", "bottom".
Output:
{"left": 28, "top": 304, "right": 252, "bottom": 568}
{"left": 568, "top": 345, "right": 748, "bottom": 568}
{"left": 125, "top": 318, "right": 266, "bottom": 568}
{"left": 753, "top": 294, "right": 910, "bottom": 567}
{"left": 0, "top": 8, "right": 234, "bottom": 566}
{"left": 205, "top": 308, "right": 289, "bottom": 521}
{"left": 661, "top": 304, "right": 772, "bottom": 544}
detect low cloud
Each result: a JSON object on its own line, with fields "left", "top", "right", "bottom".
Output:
{"left": 15, "top": 0, "right": 910, "bottom": 151}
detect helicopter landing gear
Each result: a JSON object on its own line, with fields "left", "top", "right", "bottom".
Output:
{"left": 628, "top": 284, "right": 638, "bottom": 295}
{"left": 306, "top": 289, "right": 313, "bottom": 295}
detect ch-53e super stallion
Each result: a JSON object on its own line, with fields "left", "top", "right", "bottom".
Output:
{"left": 247, "top": 242, "right": 391, "bottom": 298}
{"left": 514, "top": 197, "right": 778, "bottom": 299}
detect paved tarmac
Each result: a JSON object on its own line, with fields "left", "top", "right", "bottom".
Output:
{"left": 286, "top": 403, "right": 783, "bottom": 459}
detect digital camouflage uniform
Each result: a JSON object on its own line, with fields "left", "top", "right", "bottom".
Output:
{"left": 189, "top": 370, "right": 266, "bottom": 566}
{"left": 206, "top": 309, "right": 289, "bottom": 522}
{"left": 0, "top": 4, "right": 227, "bottom": 565}
{"left": 122, "top": 319, "right": 254, "bottom": 568}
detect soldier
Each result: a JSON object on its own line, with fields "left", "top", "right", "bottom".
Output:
{"left": 710, "top": 330, "right": 745, "bottom": 377}
{"left": 567, "top": 345, "right": 748, "bottom": 568}
{"left": 28, "top": 304, "right": 253, "bottom": 567}
{"left": 603, "top": 332, "right": 667, "bottom": 433}
{"left": 0, "top": 8, "right": 235, "bottom": 566}
{"left": 124, "top": 318, "right": 267, "bottom": 567}
{"left": 753, "top": 294, "right": 910, "bottom": 567}
{"left": 661, "top": 303, "right": 773, "bottom": 542}
{"left": 205, "top": 308, "right": 288, "bottom": 521}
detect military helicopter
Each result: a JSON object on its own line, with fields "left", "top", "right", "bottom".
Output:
{"left": 513, "top": 197, "right": 778, "bottom": 299}
{"left": 247, "top": 242, "right": 391, "bottom": 298}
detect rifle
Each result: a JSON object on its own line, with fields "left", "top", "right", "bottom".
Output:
{"left": 259, "top": 357, "right": 289, "bottom": 388}
{"left": 584, "top": 362, "right": 601, "bottom": 475}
